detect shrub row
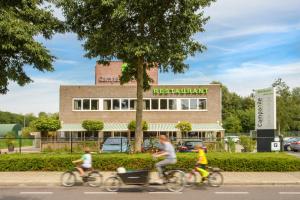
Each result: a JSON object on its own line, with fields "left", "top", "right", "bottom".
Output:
{"left": 0, "top": 153, "right": 299, "bottom": 172}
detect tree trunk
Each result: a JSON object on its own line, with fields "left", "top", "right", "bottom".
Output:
{"left": 135, "top": 59, "right": 144, "bottom": 152}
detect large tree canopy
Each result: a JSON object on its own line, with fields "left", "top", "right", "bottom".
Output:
{"left": 57, "top": 0, "right": 214, "bottom": 151}
{"left": 0, "top": 0, "right": 64, "bottom": 94}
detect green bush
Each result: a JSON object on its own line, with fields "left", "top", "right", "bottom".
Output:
{"left": 240, "top": 135, "right": 256, "bottom": 152}
{"left": 82, "top": 120, "right": 104, "bottom": 131}
{"left": 175, "top": 121, "right": 192, "bottom": 133}
{"left": 0, "top": 153, "right": 299, "bottom": 172}
{"left": 128, "top": 120, "right": 148, "bottom": 131}
{"left": 227, "top": 138, "right": 236, "bottom": 153}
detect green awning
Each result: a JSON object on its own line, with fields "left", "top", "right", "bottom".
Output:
{"left": 58, "top": 123, "right": 224, "bottom": 132}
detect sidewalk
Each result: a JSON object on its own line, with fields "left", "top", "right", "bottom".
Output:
{"left": 0, "top": 171, "right": 299, "bottom": 186}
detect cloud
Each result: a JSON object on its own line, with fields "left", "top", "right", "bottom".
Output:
{"left": 0, "top": 78, "right": 73, "bottom": 115}
{"left": 160, "top": 61, "right": 300, "bottom": 96}
{"left": 201, "top": 0, "right": 300, "bottom": 42}
{"left": 55, "top": 59, "right": 79, "bottom": 65}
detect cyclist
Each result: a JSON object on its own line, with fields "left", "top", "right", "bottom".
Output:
{"left": 194, "top": 144, "right": 209, "bottom": 181}
{"left": 72, "top": 147, "right": 92, "bottom": 177}
{"left": 153, "top": 135, "right": 177, "bottom": 182}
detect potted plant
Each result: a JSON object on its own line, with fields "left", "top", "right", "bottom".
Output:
{"left": 5, "top": 132, "right": 16, "bottom": 152}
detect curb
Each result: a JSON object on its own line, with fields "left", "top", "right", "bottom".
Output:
{"left": 0, "top": 182, "right": 299, "bottom": 187}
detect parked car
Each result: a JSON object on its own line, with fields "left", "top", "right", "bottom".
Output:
{"left": 224, "top": 136, "right": 240, "bottom": 143}
{"left": 142, "top": 138, "right": 162, "bottom": 153}
{"left": 101, "top": 137, "right": 129, "bottom": 153}
{"left": 177, "top": 140, "right": 207, "bottom": 153}
{"left": 290, "top": 137, "right": 300, "bottom": 152}
{"left": 283, "top": 137, "right": 297, "bottom": 151}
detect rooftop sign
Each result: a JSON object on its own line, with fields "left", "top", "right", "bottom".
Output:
{"left": 153, "top": 88, "right": 208, "bottom": 95}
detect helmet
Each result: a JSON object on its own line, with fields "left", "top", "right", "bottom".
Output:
{"left": 117, "top": 167, "right": 126, "bottom": 173}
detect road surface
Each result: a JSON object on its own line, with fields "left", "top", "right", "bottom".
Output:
{"left": 0, "top": 185, "right": 299, "bottom": 200}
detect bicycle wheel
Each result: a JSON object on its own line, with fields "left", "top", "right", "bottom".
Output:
{"left": 165, "top": 170, "right": 185, "bottom": 192}
{"left": 208, "top": 172, "right": 223, "bottom": 187}
{"left": 185, "top": 172, "right": 197, "bottom": 187}
{"left": 104, "top": 176, "right": 121, "bottom": 192}
{"left": 61, "top": 171, "right": 76, "bottom": 187}
{"left": 88, "top": 171, "right": 103, "bottom": 187}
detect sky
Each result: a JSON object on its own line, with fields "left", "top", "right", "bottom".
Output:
{"left": 0, "top": 0, "right": 300, "bottom": 115}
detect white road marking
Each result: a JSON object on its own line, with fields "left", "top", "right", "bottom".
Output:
{"left": 20, "top": 192, "right": 53, "bottom": 195}
{"left": 84, "top": 192, "right": 117, "bottom": 195}
{"left": 215, "top": 192, "right": 249, "bottom": 194}
{"left": 279, "top": 192, "right": 300, "bottom": 195}
{"left": 148, "top": 192, "right": 182, "bottom": 194}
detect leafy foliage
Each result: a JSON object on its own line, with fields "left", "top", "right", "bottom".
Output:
{"left": 82, "top": 120, "right": 104, "bottom": 131}
{"left": 1, "top": 153, "right": 300, "bottom": 172}
{"left": 240, "top": 135, "right": 256, "bottom": 152}
{"left": 31, "top": 117, "right": 61, "bottom": 132}
{"left": 0, "top": 0, "right": 64, "bottom": 93}
{"left": 176, "top": 121, "right": 192, "bottom": 133}
{"left": 4, "top": 131, "right": 16, "bottom": 146}
{"left": 128, "top": 120, "right": 148, "bottom": 132}
{"left": 0, "top": 111, "right": 36, "bottom": 126}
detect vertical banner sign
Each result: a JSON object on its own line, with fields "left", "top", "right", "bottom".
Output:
{"left": 254, "top": 87, "right": 277, "bottom": 152}
{"left": 255, "top": 87, "right": 276, "bottom": 130}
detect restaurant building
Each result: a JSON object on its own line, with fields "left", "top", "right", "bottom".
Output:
{"left": 58, "top": 61, "right": 224, "bottom": 140}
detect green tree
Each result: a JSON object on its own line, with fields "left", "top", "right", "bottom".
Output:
{"left": 238, "top": 109, "right": 255, "bottom": 133}
{"left": 0, "top": 0, "right": 64, "bottom": 94}
{"left": 272, "top": 78, "right": 293, "bottom": 133}
{"left": 57, "top": 0, "right": 214, "bottom": 151}
{"left": 31, "top": 116, "right": 61, "bottom": 137}
{"left": 128, "top": 120, "right": 148, "bottom": 132}
{"left": 176, "top": 121, "right": 192, "bottom": 136}
{"left": 82, "top": 120, "right": 104, "bottom": 131}
{"left": 223, "top": 115, "right": 242, "bottom": 133}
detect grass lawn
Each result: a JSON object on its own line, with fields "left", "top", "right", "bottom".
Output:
{"left": 0, "top": 138, "right": 33, "bottom": 149}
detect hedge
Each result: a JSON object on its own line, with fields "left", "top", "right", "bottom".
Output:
{"left": 0, "top": 153, "right": 299, "bottom": 172}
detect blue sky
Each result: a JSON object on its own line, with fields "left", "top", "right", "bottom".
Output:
{"left": 0, "top": 0, "right": 300, "bottom": 115}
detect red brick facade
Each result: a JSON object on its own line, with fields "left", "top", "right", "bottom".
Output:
{"left": 95, "top": 61, "right": 158, "bottom": 85}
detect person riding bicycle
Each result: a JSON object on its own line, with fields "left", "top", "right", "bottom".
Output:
{"left": 194, "top": 144, "right": 209, "bottom": 181}
{"left": 72, "top": 147, "right": 92, "bottom": 177}
{"left": 153, "top": 135, "right": 177, "bottom": 182}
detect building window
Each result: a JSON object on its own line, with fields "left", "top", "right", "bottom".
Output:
{"left": 121, "top": 99, "right": 129, "bottom": 110}
{"left": 168, "top": 99, "right": 177, "bottom": 110}
{"left": 74, "top": 99, "right": 82, "bottom": 110}
{"left": 130, "top": 99, "right": 136, "bottom": 110}
{"left": 190, "top": 99, "right": 197, "bottom": 110}
{"left": 143, "top": 99, "right": 150, "bottom": 110}
{"left": 198, "top": 99, "right": 207, "bottom": 110}
{"left": 91, "top": 99, "right": 99, "bottom": 110}
{"left": 151, "top": 99, "right": 159, "bottom": 110}
{"left": 160, "top": 99, "right": 168, "bottom": 110}
{"left": 83, "top": 99, "right": 90, "bottom": 110}
{"left": 113, "top": 99, "right": 120, "bottom": 110}
{"left": 181, "top": 99, "right": 189, "bottom": 110}
{"left": 103, "top": 99, "right": 111, "bottom": 110}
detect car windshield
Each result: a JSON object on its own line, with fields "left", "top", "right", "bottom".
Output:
{"left": 185, "top": 141, "right": 203, "bottom": 146}
{"left": 104, "top": 138, "right": 127, "bottom": 145}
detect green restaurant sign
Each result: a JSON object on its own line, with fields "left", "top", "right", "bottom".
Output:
{"left": 153, "top": 88, "right": 208, "bottom": 95}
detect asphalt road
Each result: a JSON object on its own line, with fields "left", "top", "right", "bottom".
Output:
{"left": 0, "top": 185, "right": 299, "bottom": 200}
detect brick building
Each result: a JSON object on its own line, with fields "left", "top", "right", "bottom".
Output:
{"left": 59, "top": 61, "right": 224, "bottom": 141}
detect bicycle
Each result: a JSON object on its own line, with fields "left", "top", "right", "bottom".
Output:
{"left": 61, "top": 167, "right": 103, "bottom": 187}
{"left": 104, "top": 166, "right": 185, "bottom": 192}
{"left": 185, "top": 166, "right": 223, "bottom": 187}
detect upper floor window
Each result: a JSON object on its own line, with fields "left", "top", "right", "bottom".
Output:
{"left": 83, "top": 99, "right": 90, "bottom": 110}
{"left": 91, "top": 99, "right": 99, "bottom": 110}
{"left": 73, "top": 98, "right": 207, "bottom": 111}
{"left": 74, "top": 99, "right": 82, "bottom": 110}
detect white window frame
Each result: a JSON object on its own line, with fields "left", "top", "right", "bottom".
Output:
{"left": 72, "top": 97, "right": 208, "bottom": 112}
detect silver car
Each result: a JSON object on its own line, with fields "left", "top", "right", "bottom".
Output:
{"left": 290, "top": 137, "right": 300, "bottom": 152}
